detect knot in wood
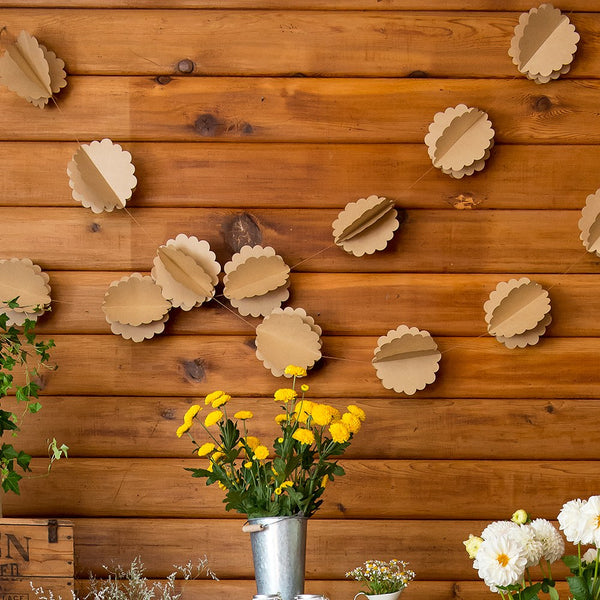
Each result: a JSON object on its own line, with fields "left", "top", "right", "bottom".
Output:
{"left": 408, "top": 70, "right": 428, "bottom": 78}
{"left": 177, "top": 59, "right": 195, "bottom": 74}
{"left": 155, "top": 75, "right": 172, "bottom": 85}
{"left": 181, "top": 359, "right": 206, "bottom": 382}
{"left": 222, "top": 212, "right": 262, "bottom": 252}
{"left": 89, "top": 222, "right": 101, "bottom": 233}
{"left": 533, "top": 95, "right": 552, "bottom": 112}
{"left": 194, "top": 113, "right": 220, "bottom": 137}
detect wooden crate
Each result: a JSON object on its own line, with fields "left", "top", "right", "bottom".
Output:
{"left": 0, "top": 519, "right": 74, "bottom": 600}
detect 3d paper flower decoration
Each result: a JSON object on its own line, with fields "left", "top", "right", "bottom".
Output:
{"left": 151, "top": 235, "right": 221, "bottom": 311}
{"left": 223, "top": 245, "right": 290, "bottom": 317}
{"left": 508, "top": 3, "right": 580, "bottom": 84}
{"left": 67, "top": 139, "right": 137, "bottom": 213}
{"left": 484, "top": 278, "right": 552, "bottom": 349}
{"left": 372, "top": 325, "right": 441, "bottom": 395}
{"left": 102, "top": 273, "right": 171, "bottom": 342}
{"left": 332, "top": 195, "right": 399, "bottom": 256}
{"left": 424, "top": 104, "right": 495, "bottom": 178}
{"left": 578, "top": 189, "right": 600, "bottom": 257}
{"left": 0, "top": 258, "right": 51, "bottom": 326}
{"left": 0, "top": 30, "right": 67, "bottom": 107}
{"left": 255, "top": 307, "right": 322, "bottom": 377}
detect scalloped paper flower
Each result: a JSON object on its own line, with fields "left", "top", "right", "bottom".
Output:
{"left": 332, "top": 195, "right": 399, "bottom": 257}
{"left": 67, "top": 139, "right": 137, "bottom": 213}
{"left": 508, "top": 4, "right": 580, "bottom": 84}
{"left": 578, "top": 189, "right": 600, "bottom": 256}
{"left": 372, "top": 325, "right": 441, "bottom": 395}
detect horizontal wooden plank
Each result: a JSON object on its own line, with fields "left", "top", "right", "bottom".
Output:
{"left": 16, "top": 334, "right": 600, "bottom": 398}
{"left": 0, "top": 1, "right": 596, "bottom": 10}
{"left": 2, "top": 142, "right": 599, "bottom": 211}
{"left": 70, "top": 518, "right": 575, "bottom": 580}
{"left": 0, "top": 10, "right": 595, "bottom": 78}
{"left": 7, "top": 396, "right": 600, "bottom": 461}
{"left": 72, "top": 579, "right": 570, "bottom": 600}
{"left": 1, "top": 77, "right": 600, "bottom": 143}
{"left": 8, "top": 458, "right": 600, "bottom": 521}
{"left": 25, "top": 272, "right": 600, "bottom": 337}
{"left": 0, "top": 208, "right": 595, "bottom": 274}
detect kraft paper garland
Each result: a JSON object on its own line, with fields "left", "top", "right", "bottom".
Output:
{"left": 332, "top": 195, "right": 399, "bottom": 256}
{"left": 102, "top": 274, "right": 171, "bottom": 342}
{"left": 0, "top": 30, "right": 67, "bottom": 108}
{"left": 0, "top": 258, "right": 51, "bottom": 326}
{"left": 509, "top": 3, "right": 580, "bottom": 84}
{"left": 255, "top": 307, "right": 322, "bottom": 377}
{"left": 424, "top": 104, "right": 495, "bottom": 179}
{"left": 484, "top": 278, "right": 552, "bottom": 348}
{"left": 151, "top": 235, "right": 221, "bottom": 311}
{"left": 223, "top": 246, "right": 290, "bottom": 318}
{"left": 372, "top": 325, "right": 441, "bottom": 395}
{"left": 67, "top": 139, "right": 137, "bottom": 214}
{"left": 578, "top": 189, "right": 600, "bottom": 257}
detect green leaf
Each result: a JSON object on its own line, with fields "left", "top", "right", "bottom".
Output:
{"left": 548, "top": 584, "right": 560, "bottom": 600}
{"left": 16, "top": 451, "right": 31, "bottom": 471}
{"left": 567, "top": 575, "right": 592, "bottom": 600}
{"left": 563, "top": 555, "right": 581, "bottom": 571}
{"left": 2, "top": 470, "right": 22, "bottom": 494}
{"left": 28, "top": 402, "right": 42, "bottom": 414}
{"left": 520, "top": 583, "right": 542, "bottom": 600}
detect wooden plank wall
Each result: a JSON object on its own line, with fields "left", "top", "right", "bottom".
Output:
{"left": 1, "top": 1, "right": 600, "bottom": 599}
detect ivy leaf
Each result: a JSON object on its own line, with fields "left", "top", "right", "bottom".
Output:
{"left": 16, "top": 451, "right": 31, "bottom": 471}
{"left": 2, "top": 471, "right": 22, "bottom": 494}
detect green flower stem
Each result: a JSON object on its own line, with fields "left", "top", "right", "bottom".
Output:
{"left": 579, "top": 543, "right": 583, "bottom": 576}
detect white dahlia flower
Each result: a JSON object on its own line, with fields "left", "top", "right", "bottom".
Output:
{"left": 474, "top": 534, "right": 527, "bottom": 592}
{"left": 558, "top": 498, "right": 588, "bottom": 544}
{"left": 509, "top": 524, "right": 543, "bottom": 568}
{"left": 582, "top": 548, "right": 600, "bottom": 564}
{"left": 481, "top": 520, "right": 519, "bottom": 541}
{"left": 581, "top": 496, "right": 600, "bottom": 546}
{"left": 530, "top": 518, "right": 565, "bottom": 563}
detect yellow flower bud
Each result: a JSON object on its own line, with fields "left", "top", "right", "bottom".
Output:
{"left": 511, "top": 509, "right": 529, "bottom": 525}
{"left": 463, "top": 534, "right": 483, "bottom": 559}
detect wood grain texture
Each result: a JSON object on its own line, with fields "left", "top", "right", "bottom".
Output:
{"left": 5, "top": 396, "right": 599, "bottom": 460}
{"left": 2, "top": 142, "right": 598, "bottom": 211}
{"left": 13, "top": 334, "right": 600, "bottom": 398}
{"left": 24, "top": 271, "right": 600, "bottom": 337}
{"left": 9, "top": 458, "right": 600, "bottom": 520}
{"left": 70, "top": 517, "right": 574, "bottom": 580}
{"left": 0, "top": 208, "right": 595, "bottom": 273}
{"left": 0, "top": 9, "right": 594, "bottom": 78}
{"left": 0, "top": 77, "right": 599, "bottom": 143}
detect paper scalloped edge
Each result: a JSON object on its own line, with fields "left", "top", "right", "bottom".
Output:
{"left": 102, "top": 273, "right": 171, "bottom": 327}
{"left": 332, "top": 195, "right": 399, "bottom": 256}
{"left": 508, "top": 3, "right": 579, "bottom": 80}
{"left": 495, "top": 313, "right": 552, "bottom": 349}
{"left": 255, "top": 308, "right": 322, "bottom": 377}
{"left": 151, "top": 235, "right": 221, "bottom": 310}
{"left": 230, "top": 283, "right": 290, "bottom": 317}
{"left": 108, "top": 313, "right": 169, "bottom": 343}
{"left": 372, "top": 325, "right": 441, "bottom": 395}
{"left": 484, "top": 277, "right": 551, "bottom": 338}
{"left": 67, "top": 139, "right": 137, "bottom": 214}
{"left": 0, "top": 257, "right": 51, "bottom": 317}
{"left": 0, "top": 31, "right": 66, "bottom": 108}
{"left": 223, "top": 245, "right": 290, "bottom": 301}
{"left": 578, "top": 189, "right": 600, "bottom": 256}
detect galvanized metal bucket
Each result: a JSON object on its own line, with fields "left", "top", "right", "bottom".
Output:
{"left": 247, "top": 515, "right": 307, "bottom": 600}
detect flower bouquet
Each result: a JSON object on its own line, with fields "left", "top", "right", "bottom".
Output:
{"left": 465, "top": 498, "right": 600, "bottom": 600}
{"left": 346, "top": 559, "right": 415, "bottom": 598}
{"left": 176, "top": 365, "right": 366, "bottom": 518}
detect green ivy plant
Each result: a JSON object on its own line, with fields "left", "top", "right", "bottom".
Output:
{"left": 0, "top": 298, "right": 67, "bottom": 499}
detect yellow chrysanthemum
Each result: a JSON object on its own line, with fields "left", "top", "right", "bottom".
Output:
{"left": 275, "top": 487, "right": 283, "bottom": 495}
{"left": 244, "top": 461, "right": 253, "bottom": 468}
{"left": 272, "top": 466, "right": 279, "bottom": 476}
{"left": 292, "top": 428, "right": 315, "bottom": 445}
{"left": 274, "top": 388, "right": 297, "bottom": 403}
{"left": 197, "top": 442, "right": 215, "bottom": 457}
{"left": 284, "top": 365, "right": 307, "bottom": 377}
{"left": 294, "top": 400, "right": 314, "bottom": 423}
{"left": 211, "top": 451, "right": 225, "bottom": 463}
{"left": 329, "top": 420, "right": 350, "bottom": 444}
{"left": 275, "top": 413, "right": 288, "bottom": 425}
{"left": 205, "top": 390, "right": 225, "bottom": 405}
{"left": 218, "top": 481, "right": 227, "bottom": 491}
{"left": 301, "top": 384, "right": 309, "bottom": 392}
{"left": 277, "top": 437, "right": 284, "bottom": 443}
{"left": 176, "top": 422, "right": 191, "bottom": 437}
{"left": 212, "top": 394, "right": 231, "bottom": 408}
{"left": 342, "top": 411, "right": 362, "bottom": 434}
{"left": 311, "top": 403, "right": 336, "bottom": 427}
{"left": 204, "top": 410, "right": 223, "bottom": 427}
{"left": 244, "top": 436, "right": 260, "bottom": 450}
{"left": 321, "top": 474, "right": 329, "bottom": 488}
{"left": 253, "top": 445, "right": 269, "bottom": 460}
{"left": 281, "top": 480, "right": 293, "bottom": 488}
{"left": 347, "top": 404, "right": 366, "bottom": 422}
{"left": 234, "top": 410, "right": 253, "bottom": 420}
{"left": 183, "top": 404, "right": 202, "bottom": 423}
